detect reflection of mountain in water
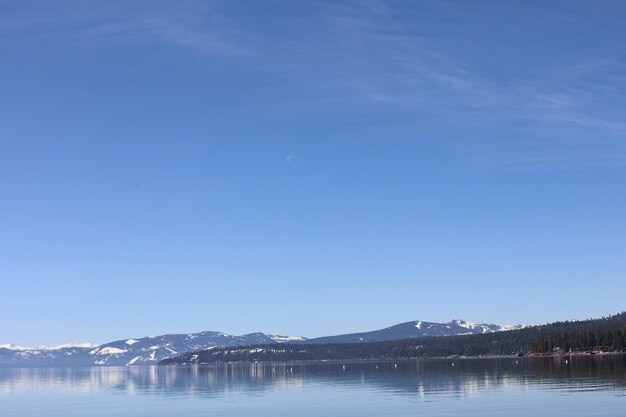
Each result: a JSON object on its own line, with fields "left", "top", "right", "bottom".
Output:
{"left": 1, "top": 357, "right": 625, "bottom": 399}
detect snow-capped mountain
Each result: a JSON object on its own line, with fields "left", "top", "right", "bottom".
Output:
{"left": 84, "top": 331, "right": 278, "bottom": 366}
{"left": 0, "top": 332, "right": 285, "bottom": 367}
{"left": 300, "top": 320, "right": 523, "bottom": 344}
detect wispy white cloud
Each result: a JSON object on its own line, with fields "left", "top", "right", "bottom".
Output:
{"left": 4, "top": 0, "right": 624, "bottom": 168}
{"left": 290, "top": 1, "right": 626, "bottom": 168}
{"left": 1, "top": 0, "right": 252, "bottom": 55}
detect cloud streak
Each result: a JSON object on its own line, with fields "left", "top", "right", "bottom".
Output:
{"left": 1, "top": 0, "right": 252, "bottom": 56}
{"left": 4, "top": 0, "right": 625, "bottom": 168}
{"left": 296, "top": 1, "right": 626, "bottom": 168}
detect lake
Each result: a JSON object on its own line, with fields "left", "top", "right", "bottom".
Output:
{"left": 1, "top": 357, "right": 625, "bottom": 416}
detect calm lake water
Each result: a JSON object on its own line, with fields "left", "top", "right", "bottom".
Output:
{"left": 1, "top": 357, "right": 625, "bottom": 416}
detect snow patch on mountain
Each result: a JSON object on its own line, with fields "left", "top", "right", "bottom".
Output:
{"left": 498, "top": 324, "right": 525, "bottom": 331}
{"left": 453, "top": 319, "right": 479, "bottom": 329}
{"left": 268, "top": 335, "right": 307, "bottom": 343}
{"left": 127, "top": 356, "right": 141, "bottom": 366}
{"left": 91, "top": 347, "right": 128, "bottom": 355}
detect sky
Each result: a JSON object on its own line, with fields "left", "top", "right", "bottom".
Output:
{"left": 1, "top": 0, "right": 626, "bottom": 346}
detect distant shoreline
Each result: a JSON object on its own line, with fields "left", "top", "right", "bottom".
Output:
{"left": 159, "top": 351, "right": 626, "bottom": 366}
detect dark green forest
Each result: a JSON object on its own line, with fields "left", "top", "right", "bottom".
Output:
{"left": 530, "top": 327, "right": 626, "bottom": 353}
{"left": 160, "top": 312, "right": 626, "bottom": 364}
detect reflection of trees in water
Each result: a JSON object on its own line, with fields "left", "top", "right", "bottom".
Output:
{"left": 1, "top": 357, "right": 624, "bottom": 398}
{"left": 527, "top": 355, "right": 626, "bottom": 384}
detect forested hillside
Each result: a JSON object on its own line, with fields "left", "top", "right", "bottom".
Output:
{"left": 530, "top": 327, "right": 626, "bottom": 353}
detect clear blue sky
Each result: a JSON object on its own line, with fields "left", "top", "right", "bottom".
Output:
{"left": 2, "top": 1, "right": 625, "bottom": 346}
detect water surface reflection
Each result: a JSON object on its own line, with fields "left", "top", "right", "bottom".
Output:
{"left": 2, "top": 356, "right": 625, "bottom": 399}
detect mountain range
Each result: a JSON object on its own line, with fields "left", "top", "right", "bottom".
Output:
{"left": 161, "top": 312, "right": 626, "bottom": 364}
{"left": 0, "top": 319, "right": 519, "bottom": 367}
{"left": 0, "top": 332, "right": 294, "bottom": 367}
